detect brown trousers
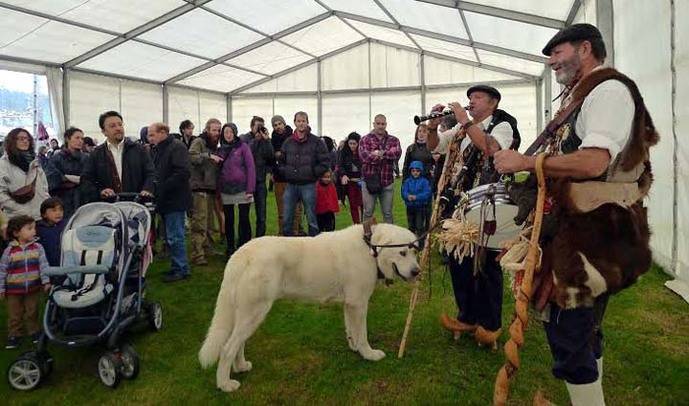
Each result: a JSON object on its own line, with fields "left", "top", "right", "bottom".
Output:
{"left": 7, "top": 293, "right": 40, "bottom": 337}
{"left": 191, "top": 192, "right": 215, "bottom": 262}
{"left": 274, "top": 181, "right": 304, "bottom": 235}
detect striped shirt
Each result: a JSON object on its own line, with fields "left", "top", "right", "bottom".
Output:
{"left": 0, "top": 240, "right": 50, "bottom": 295}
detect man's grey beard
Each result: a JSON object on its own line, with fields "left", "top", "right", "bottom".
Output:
{"left": 554, "top": 55, "right": 582, "bottom": 86}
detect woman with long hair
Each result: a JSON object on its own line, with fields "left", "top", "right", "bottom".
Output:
{"left": 216, "top": 123, "right": 255, "bottom": 257}
{"left": 0, "top": 128, "right": 50, "bottom": 220}
{"left": 337, "top": 132, "right": 364, "bottom": 224}
{"left": 44, "top": 127, "right": 92, "bottom": 218}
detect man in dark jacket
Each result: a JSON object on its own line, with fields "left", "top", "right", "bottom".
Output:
{"left": 82, "top": 111, "right": 155, "bottom": 201}
{"left": 271, "top": 115, "right": 304, "bottom": 235}
{"left": 277, "top": 111, "right": 330, "bottom": 236}
{"left": 240, "top": 116, "right": 274, "bottom": 237}
{"left": 148, "top": 122, "right": 192, "bottom": 282}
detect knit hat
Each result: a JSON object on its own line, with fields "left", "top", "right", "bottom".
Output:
{"left": 271, "top": 115, "right": 286, "bottom": 126}
{"left": 410, "top": 160, "right": 424, "bottom": 171}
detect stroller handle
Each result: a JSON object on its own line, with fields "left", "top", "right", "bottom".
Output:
{"left": 102, "top": 192, "right": 153, "bottom": 204}
{"left": 45, "top": 265, "right": 110, "bottom": 276}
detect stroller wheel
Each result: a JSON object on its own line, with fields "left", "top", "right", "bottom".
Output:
{"left": 147, "top": 301, "right": 163, "bottom": 331}
{"left": 98, "top": 352, "right": 122, "bottom": 388}
{"left": 7, "top": 352, "right": 43, "bottom": 391}
{"left": 119, "top": 343, "right": 140, "bottom": 380}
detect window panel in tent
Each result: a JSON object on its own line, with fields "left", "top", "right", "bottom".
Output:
{"left": 425, "top": 87, "right": 469, "bottom": 113}
{"left": 423, "top": 55, "right": 522, "bottom": 86}
{"left": 168, "top": 87, "right": 200, "bottom": 134}
{"left": 206, "top": 0, "right": 326, "bottom": 36}
{"left": 68, "top": 72, "right": 120, "bottom": 142}
{"left": 0, "top": 9, "right": 114, "bottom": 64}
{"left": 322, "top": 94, "right": 370, "bottom": 139}
{"left": 377, "top": 0, "right": 467, "bottom": 39}
{"left": 317, "top": 0, "right": 392, "bottom": 23}
{"left": 240, "top": 64, "right": 318, "bottom": 94}
{"left": 497, "top": 85, "right": 538, "bottom": 149}
{"left": 120, "top": 80, "right": 163, "bottom": 139}
{"left": 321, "top": 44, "right": 369, "bottom": 91}
{"left": 370, "top": 43, "right": 420, "bottom": 88}
{"left": 199, "top": 92, "right": 227, "bottom": 125}
{"left": 2, "top": 0, "right": 188, "bottom": 34}
{"left": 471, "top": 0, "right": 574, "bottom": 21}
{"left": 463, "top": 11, "right": 559, "bottom": 57}
{"left": 231, "top": 97, "right": 273, "bottom": 135}
{"left": 281, "top": 17, "right": 364, "bottom": 57}
{"left": 273, "top": 96, "right": 318, "bottom": 133}
{"left": 77, "top": 41, "right": 207, "bottom": 82}
{"left": 476, "top": 50, "right": 544, "bottom": 76}
{"left": 137, "top": 8, "right": 265, "bottom": 59}
{"left": 409, "top": 35, "right": 477, "bottom": 62}
{"left": 370, "top": 90, "right": 421, "bottom": 151}
{"left": 226, "top": 41, "right": 311, "bottom": 76}
{"left": 175, "top": 64, "right": 265, "bottom": 93}
{"left": 345, "top": 19, "right": 417, "bottom": 49}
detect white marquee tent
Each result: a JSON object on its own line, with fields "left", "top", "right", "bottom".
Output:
{"left": 0, "top": 0, "right": 687, "bottom": 299}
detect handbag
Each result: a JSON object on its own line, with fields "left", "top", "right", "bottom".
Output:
{"left": 9, "top": 170, "right": 38, "bottom": 204}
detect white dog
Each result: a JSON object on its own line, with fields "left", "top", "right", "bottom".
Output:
{"left": 199, "top": 223, "right": 421, "bottom": 392}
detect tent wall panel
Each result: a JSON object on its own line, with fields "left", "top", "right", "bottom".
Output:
{"left": 199, "top": 92, "right": 228, "bottom": 128}
{"left": 673, "top": 0, "right": 689, "bottom": 281}
{"left": 68, "top": 71, "right": 120, "bottom": 142}
{"left": 321, "top": 94, "right": 370, "bottom": 141}
{"left": 120, "top": 80, "right": 163, "bottom": 140}
{"left": 273, "top": 96, "right": 318, "bottom": 135}
{"left": 231, "top": 96, "right": 273, "bottom": 136}
{"left": 321, "top": 44, "right": 369, "bottom": 91}
{"left": 614, "top": 0, "right": 674, "bottom": 271}
{"left": 168, "top": 86, "right": 200, "bottom": 137}
{"left": 370, "top": 42, "right": 420, "bottom": 88}
{"left": 370, "top": 90, "right": 421, "bottom": 151}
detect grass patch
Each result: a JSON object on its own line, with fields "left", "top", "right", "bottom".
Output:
{"left": 2, "top": 180, "right": 688, "bottom": 404}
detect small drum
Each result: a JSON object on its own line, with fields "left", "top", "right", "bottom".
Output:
{"left": 460, "top": 183, "right": 521, "bottom": 250}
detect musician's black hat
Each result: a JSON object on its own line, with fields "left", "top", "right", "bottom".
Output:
{"left": 467, "top": 85, "right": 501, "bottom": 102}
{"left": 542, "top": 23, "right": 603, "bottom": 56}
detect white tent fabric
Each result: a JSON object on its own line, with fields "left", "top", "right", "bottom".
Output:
{"left": 0, "top": 0, "right": 686, "bottom": 295}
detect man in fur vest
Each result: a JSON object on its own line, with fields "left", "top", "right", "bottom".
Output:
{"left": 494, "top": 24, "right": 658, "bottom": 405}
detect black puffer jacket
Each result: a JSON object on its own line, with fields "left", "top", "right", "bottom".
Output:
{"left": 338, "top": 148, "right": 362, "bottom": 179}
{"left": 271, "top": 125, "right": 292, "bottom": 182}
{"left": 151, "top": 135, "right": 191, "bottom": 214}
{"left": 402, "top": 142, "right": 434, "bottom": 179}
{"left": 278, "top": 128, "right": 330, "bottom": 185}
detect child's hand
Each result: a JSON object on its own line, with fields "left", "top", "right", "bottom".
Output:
{"left": 43, "top": 284, "right": 51, "bottom": 292}
{"left": 0, "top": 292, "right": 5, "bottom": 300}
{"left": 409, "top": 194, "right": 416, "bottom": 201}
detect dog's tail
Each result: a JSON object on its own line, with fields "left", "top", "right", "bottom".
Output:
{"left": 199, "top": 261, "right": 237, "bottom": 368}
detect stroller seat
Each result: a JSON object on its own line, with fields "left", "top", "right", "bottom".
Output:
{"left": 52, "top": 226, "right": 117, "bottom": 309}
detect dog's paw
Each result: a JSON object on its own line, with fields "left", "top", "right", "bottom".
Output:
{"left": 233, "top": 361, "right": 252, "bottom": 373}
{"left": 218, "top": 379, "right": 241, "bottom": 392}
{"left": 347, "top": 336, "right": 358, "bottom": 352}
{"left": 362, "top": 349, "right": 386, "bottom": 361}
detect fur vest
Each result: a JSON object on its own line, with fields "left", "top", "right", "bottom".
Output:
{"left": 539, "top": 68, "right": 659, "bottom": 309}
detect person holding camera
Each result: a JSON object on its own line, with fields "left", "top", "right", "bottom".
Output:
{"left": 240, "top": 116, "right": 274, "bottom": 237}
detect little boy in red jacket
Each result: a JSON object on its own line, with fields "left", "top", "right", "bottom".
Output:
{"left": 315, "top": 170, "right": 339, "bottom": 232}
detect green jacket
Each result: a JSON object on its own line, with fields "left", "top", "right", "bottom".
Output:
{"left": 188, "top": 134, "right": 219, "bottom": 192}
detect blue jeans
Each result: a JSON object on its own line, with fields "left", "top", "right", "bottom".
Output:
{"left": 163, "top": 211, "right": 190, "bottom": 276}
{"left": 283, "top": 183, "right": 318, "bottom": 236}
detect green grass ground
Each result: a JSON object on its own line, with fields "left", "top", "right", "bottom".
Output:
{"left": 2, "top": 180, "right": 688, "bottom": 405}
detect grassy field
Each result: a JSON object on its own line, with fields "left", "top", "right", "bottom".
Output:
{"left": 2, "top": 180, "right": 688, "bottom": 405}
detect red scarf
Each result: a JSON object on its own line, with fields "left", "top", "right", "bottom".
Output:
{"left": 292, "top": 126, "right": 311, "bottom": 143}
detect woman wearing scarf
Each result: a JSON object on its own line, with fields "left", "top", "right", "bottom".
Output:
{"left": 217, "top": 123, "right": 256, "bottom": 258}
{"left": 0, "top": 128, "right": 50, "bottom": 220}
{"left": 337, "top": 132, "right": 364, "bottom": 224}
{"left": 44, "top": 127, "right": 92, "bottom": 219}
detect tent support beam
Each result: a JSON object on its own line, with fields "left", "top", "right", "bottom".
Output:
{"left": 596, "top": 0, "right": 615, "bottom": 66}
{"left": 415, "top": 0, "right": 565, "bottom": 29}
{"left": 566, "top": 0, "right": 583, "bottom": 25}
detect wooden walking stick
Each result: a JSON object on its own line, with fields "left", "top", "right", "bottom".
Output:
{"left": 493, "top": 153, "right": 547, "bottom": 405}
{"left": 398, "top": 133, "right": 462, "bottom": 358}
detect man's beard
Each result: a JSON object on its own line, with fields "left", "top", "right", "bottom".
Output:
{"left": 554, "top": 54, "right": 582, "bottom": 86}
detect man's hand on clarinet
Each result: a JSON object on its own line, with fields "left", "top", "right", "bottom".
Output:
{"left": 494, "top": 149, "right": 529, "bottom": 174}
{"left": 448, "top": 102, "right": 470, "bottom": 125}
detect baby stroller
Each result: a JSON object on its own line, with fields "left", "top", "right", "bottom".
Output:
{"left": 7, "top": 194, "right": 163, "bottom": 390}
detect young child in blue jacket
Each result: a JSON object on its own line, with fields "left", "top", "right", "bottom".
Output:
{"left": 401, "top": 161, "right": 432, "bottom": 246}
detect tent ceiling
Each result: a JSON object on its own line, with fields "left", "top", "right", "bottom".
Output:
{"left": 0, "top": 0, "right": 580, "bottom": 93}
